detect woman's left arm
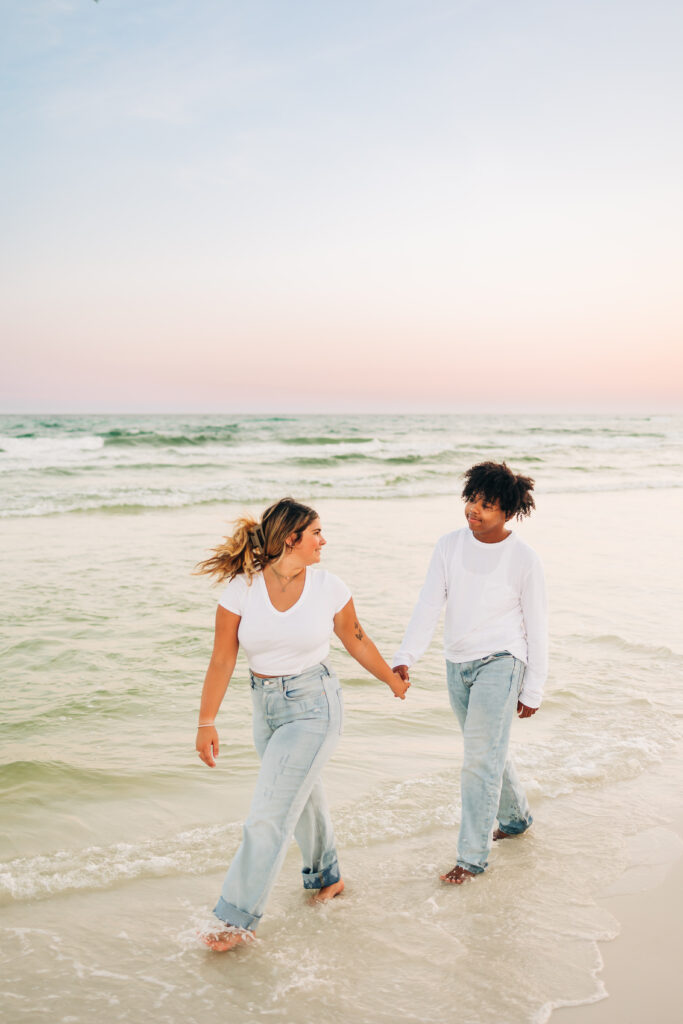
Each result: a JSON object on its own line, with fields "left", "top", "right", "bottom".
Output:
{"left": 334, "top": 598, "right": 410, "bottom": 699}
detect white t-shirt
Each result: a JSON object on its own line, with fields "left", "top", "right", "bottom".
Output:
{"left": 393, "top": 529, "right": 548, "bottom": 708}
{"left": 218, "top": 568, "right": 352, "bottom": 676}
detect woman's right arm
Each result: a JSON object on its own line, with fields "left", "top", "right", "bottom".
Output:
{"left": 196, "top": 606, "right": 241, "bottom": 767}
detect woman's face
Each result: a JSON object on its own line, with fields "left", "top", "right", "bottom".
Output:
{"left": 291, "top": 518, "right": 326, "bottom": 563}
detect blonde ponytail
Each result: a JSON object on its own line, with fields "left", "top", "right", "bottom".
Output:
{"left": 196, "top": 497, "right": 318, "bottom": 583}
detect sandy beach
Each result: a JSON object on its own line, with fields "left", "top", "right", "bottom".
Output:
{"left": 554, "top": 810, "right": 683, "bottom": 1024}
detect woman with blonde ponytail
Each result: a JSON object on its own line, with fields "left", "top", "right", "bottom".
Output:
{"left": 195, "top": 497, "right": 409, "bottom": 951}
{"left": 194, "top": 514, "right": 268, "bottom": 582}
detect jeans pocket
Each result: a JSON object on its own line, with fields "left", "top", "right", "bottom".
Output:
{"left": 283, "top": 681, "right": 326, "bottom": 705}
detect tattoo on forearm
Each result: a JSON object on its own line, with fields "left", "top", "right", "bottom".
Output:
{"left": 353, "top": 620, "right": 364, "bottom": 642}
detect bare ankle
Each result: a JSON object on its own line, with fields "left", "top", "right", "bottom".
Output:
{"left": 311, "top": 878, "right": 345, "bottom": 903}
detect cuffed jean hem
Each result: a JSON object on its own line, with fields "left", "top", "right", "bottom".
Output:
{"left": 301, "top": 860, "right": 340, "bottom": 890}
{"left": 213, "top": 896, "right": 259, "bottom": 932}
{"left": 456, "top": 860, "right": 485, "bottom": 876}
{"left": 497, "top": 814, "right": 533, "bottom": 836}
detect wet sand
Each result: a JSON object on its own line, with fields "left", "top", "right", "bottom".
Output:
{"left": 553, "top": 813, "right": 683, "bottom": 1023}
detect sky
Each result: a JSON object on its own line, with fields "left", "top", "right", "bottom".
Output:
{"left": 1, "top": 0, "right": 682, "bottom": 413}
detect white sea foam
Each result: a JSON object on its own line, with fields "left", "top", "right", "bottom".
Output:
{"left": 1, "top": 412, "right": 681, "bottom": 515}
{"left": 0, "top": 433, "right": 104, "bottom": 469}
{"left": 0, "top": 824, "right": 240, "bottom": 903}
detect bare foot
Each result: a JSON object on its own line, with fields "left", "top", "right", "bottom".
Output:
{"left": 199, "top": 927, "right": 254, "bottom": 952}
{"left": 310, "top": 879, "right": 345, "bottom": 903}
{"left": 440, "top": 865, "right": 475, "bottom": 885}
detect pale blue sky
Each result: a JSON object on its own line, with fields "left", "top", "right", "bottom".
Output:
{"left": 2, "top": 0, "right": 682, "bottom": 411}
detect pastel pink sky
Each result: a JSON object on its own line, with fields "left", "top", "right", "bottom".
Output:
{"left": 2, "top": 1, "right": 682, "bottom": 412}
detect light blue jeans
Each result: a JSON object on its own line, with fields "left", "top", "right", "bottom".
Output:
{"left": 214, "top": 661, "right": 343, "bottom": 932}
{"left": 446, "top": 652, "right": 532, "bottom": 875}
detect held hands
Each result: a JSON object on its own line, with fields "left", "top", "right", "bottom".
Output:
{"left": 196, "top": 726, "right": 220, "bottom": 767}
{"left": 389, "top": 665, "right": 410, "bottom": 700}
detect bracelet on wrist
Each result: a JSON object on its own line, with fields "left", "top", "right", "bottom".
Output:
{"left": 197, "top": 722, "right": 215, "bottom": 728}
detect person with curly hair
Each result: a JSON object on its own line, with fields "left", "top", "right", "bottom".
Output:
{"left": 393, "top": 462, "right": 547, "bottom": 884}
{"left": 195, "top": 497, "right": 409, "bottom": 950}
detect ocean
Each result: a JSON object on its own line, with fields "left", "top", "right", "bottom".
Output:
{"left": 1, "top": 412, "right": 682, "bottom": 1023}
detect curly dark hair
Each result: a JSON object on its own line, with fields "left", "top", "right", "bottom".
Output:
{"left": 461, "top": 461, "right": 536, "bottom": 520}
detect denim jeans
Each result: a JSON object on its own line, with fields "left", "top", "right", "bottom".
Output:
{"left": 446, "top": 652, "right": 532, "bottom": 874}
{"left": 214, "top": 661, "right": 343, "bottom": 932}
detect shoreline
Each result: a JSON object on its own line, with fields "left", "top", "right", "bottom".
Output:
{"left": 552, "top": 814, "right": 683, "bottom": 1023}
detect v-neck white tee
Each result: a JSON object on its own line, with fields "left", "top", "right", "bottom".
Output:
{"left": 218, "top": 568, "right": 352, "bottom": 676}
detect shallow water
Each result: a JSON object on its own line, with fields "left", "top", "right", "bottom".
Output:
{"left": 1, "top": 415, "right": 682, "bottom": 1022}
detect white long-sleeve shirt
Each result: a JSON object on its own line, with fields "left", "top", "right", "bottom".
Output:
{"left": 393, "top": 528, "right": 548, "bottom": 708}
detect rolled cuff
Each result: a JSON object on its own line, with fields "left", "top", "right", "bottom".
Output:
{"left": 213, "top": 896, "right": 259, "bottom": 932}
{"left": 301, "top": 859, "right": 341, "bottom": 890}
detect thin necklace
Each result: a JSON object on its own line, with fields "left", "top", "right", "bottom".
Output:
{"left": 269, "top": 565, "right": 303, "bottom": 589}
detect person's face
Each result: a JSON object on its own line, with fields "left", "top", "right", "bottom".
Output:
{"left": 291, "top": 518, "right": 326, "bottom": 563}
{"left": 464, "top": 494, "right": 510, "bottom": 543}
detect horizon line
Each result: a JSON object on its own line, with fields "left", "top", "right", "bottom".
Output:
{"left": 1, "top": 406, "right": 681, "bottom": 417}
